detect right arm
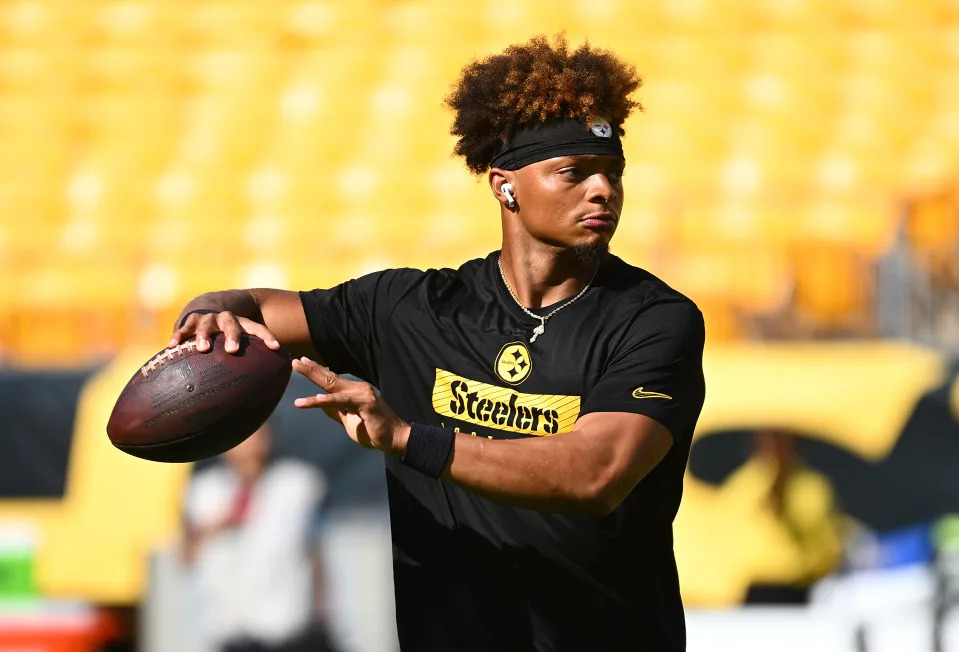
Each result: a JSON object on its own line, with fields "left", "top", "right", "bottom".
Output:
{"left": 169, "top": 288, "right": 319, "bottom": 360}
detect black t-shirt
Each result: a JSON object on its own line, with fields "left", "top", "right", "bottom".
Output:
{"left": 300, "top": 252, "right": 705, "bottom": 652}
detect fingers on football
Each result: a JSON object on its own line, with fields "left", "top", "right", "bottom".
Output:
{"left": 168, "top": 311, "right": 213, "bottom": 349}
{"left": 215, "top": 312, "right": 245, "bottom": 353}
{"left": 191, "top": 312, "right": 226, "bottom": 352}
{"left": 236, "top": 317, "right": 281, "bottom": 350}
{"left": 168, "top": 312, "right": 236, "bottom": 353}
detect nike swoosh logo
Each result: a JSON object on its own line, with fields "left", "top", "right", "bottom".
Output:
{"left": 632, "top": 387, "right": 672, "bottom": 400}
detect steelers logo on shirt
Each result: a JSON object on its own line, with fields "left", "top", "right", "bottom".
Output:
{"left": 495, "top": 341, "right": 532, "bottom": 386}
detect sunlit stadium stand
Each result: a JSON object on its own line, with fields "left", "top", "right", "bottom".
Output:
{"left": 5, "top": 7, "right": 959, "bottom": 649}
{"left": 1, "top": 0, "right": 958, "bottom": 365}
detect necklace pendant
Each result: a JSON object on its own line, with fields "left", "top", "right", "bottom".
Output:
{"left": 530, "top": 322, "right": 545, "bottom": 343}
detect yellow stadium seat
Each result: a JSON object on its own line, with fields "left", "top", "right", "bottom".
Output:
{"left": 660, "top": 244, "right": 792, "bottom": 315}
{"left": 237, "top": 258, "right": 291, "bottom": 291}
{"left": 181, "top": 49, "right": 283, "bottom": 97}
{"left": 182, "top": 1, "right": 286, "bottom": 48}
{"left": 0, "top": 268, "right": 15, "bottom": 359}
{"left": 744, "top": 0, "right": 842, "bottom": 27}
{"left": 154, "top": 167, "right": 247, "bottom": 224}
{"left": 616, "top": 1, "right": 748, "bottom": 33}
{"left": 842, "top": 0, "right": 916, "bottom": 27}
{"left": 60, "top": 161, "right": 155, "bottom": 232}
{"left": 281, "top": 1, "right": 340, "bottom": 48}
{"left": 85, "top": 1, "right": 179, "bottom": 47}
{"left": 787, "top": 198, "right": 898, "bottom": 257}
{"left": 0, "top": 179, "right": 65, "bottom": 232}
{"left": 902, "top": 137, "right": 955, "bottom": 193}
{"left": 155, "top": 260, "right": 241, "bottom": 306}
{"left": 696, "top": 299, "right": 746, "bottom": 342}
{"left": 0, "top": 48, "right": 77, "bottom": 92}
{"left": 79, "top": 48, "right": 178, "bottom": 93}
{"left": 679, "top": 200, "right": 779, "bottom": 248}
{"left": 0, "top": 93, "right": 71, "bottom": 148}
{"left": 789, "top": 243, "right": 875, "bottom": 333}
{"left": 1, "top": 0, "right": 959, "bottom": 361}
{"left": 146, "top": 215, "right": 248, "bottom": 266}
{"left": 10, "top": 218, "right": 65, "bottom": 259}
{"left": 6, "top": 262, "right": 137, "bottom": 365}
{"left": 284, "top": 246, "right": 375, "bottom": 291}
{"left": 907, "top": 191, "right": 959, "bottom": 258}
{"left": 0, "top": 1, "right": 83, "bottom": 47}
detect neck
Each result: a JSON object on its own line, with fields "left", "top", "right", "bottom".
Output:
{"left": 498, "top": 240, "right": 603, "bottom": 309}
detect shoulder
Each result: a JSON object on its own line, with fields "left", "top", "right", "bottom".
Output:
{"left": 371, "top": 255, "right": 489, "bottom": 290}
{"left": 388, "top": 253, "right": 492, "bottom": 302}
{"left": 599, "top": 255, "right": 704, "bottom": 332}
{"left": 601, "top": 255, "right": 696, "bottom": 306}
{"left": 422, "top": 254, "right": 490, "bottom": 284}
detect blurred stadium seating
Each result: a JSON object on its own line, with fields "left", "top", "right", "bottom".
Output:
{"left": 1, "top": 0, "right": 959, "bottom": 364}
{"left": 3, "top": 5, "right": 959, "bottom": 649}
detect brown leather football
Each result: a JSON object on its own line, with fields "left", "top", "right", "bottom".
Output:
{"left": 107, "top": 334, "right": 292, "bottom": 462}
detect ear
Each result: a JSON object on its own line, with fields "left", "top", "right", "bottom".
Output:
{"left": 488, "top": 169, "right": 516, "bottom": 210}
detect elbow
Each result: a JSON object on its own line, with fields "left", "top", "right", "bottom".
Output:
{"left": 577, "top": 474, "right": 626, "bottom": 517}
{"left": 581, "top": 489, "right": 622, "bottom": 517}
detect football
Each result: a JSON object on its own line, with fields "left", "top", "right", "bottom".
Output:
{"left": 107, "top": 334, "right": 292, "bottom": 462}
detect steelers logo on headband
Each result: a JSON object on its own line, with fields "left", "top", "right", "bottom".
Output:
{"left": 490, "top": 116, "right": 624, "bottom": 171}
{"left": 590, "top": 118, "right": 612, "bottom": 138}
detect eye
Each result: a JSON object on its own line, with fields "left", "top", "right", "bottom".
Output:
{"left": 560, "top": 167, "right": 582, "bottom": 178}
{"left": 607, "top": 169, "right": 625, "bottom": 183}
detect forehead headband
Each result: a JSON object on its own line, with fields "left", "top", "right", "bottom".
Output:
{"left": 490, "top": 116, "right": 624, "bottom": 171}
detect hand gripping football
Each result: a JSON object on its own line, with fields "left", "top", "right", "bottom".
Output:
{"left": 107, "top": 334, "right": 292, "bottom": 462}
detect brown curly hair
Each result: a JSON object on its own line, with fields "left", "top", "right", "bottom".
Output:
{"left": 445, "top": 34, "right": 643, "bottom": 174}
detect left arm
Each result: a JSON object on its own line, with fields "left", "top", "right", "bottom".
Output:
{"left": 291, "top": 300, "right": 704, "bottom": 516}
{"left": 292, "top": 359, "right": 672, "bottom": 516}
{"left": 440, "top": 412, "right": 672, "bottom": 515}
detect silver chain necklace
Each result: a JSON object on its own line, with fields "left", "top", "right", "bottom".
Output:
{"left": 497, "top": 256, "right": 599, "bottom": 343}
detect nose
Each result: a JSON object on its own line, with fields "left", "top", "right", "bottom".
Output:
{"left": 586, "top": 173, "right": 618, "bottom": 204}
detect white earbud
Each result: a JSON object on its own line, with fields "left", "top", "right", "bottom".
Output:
{"left": 501, "top": 183, "right": 516, "bottom": 208}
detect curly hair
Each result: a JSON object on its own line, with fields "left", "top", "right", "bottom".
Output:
{"left": 445, "top": 34, "right": 643, "bottom": 174}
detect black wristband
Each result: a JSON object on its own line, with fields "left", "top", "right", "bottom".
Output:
{"left": 400, "top": 423, "right": 456, "bottom": 478}
{"left": 178, "top": 308, "right": 219, "bottom": 329}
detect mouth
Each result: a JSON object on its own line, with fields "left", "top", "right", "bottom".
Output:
{"left": 578, "top": 212, "right": 618, "bottom": 229}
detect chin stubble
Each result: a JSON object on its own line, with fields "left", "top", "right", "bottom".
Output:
{"left": 572, "top": 241, "right": 610, "bottom": 268}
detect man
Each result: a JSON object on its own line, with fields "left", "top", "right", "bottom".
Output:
{"left": 183, "top": 424, "right": 335, "bottom": 652}
{"left": 170, "top": 35, "right": 705, "bottom": 651}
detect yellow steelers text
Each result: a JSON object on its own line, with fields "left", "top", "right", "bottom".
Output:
{"left": 432, "top": 369, "right": 580, "bottom": 436}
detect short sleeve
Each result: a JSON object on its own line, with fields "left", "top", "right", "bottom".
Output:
{"left": 579, "top": 300, "right": 706, "bottom": 448}
{"left": 299, "top": 268, "right": 425, "bottom": 384}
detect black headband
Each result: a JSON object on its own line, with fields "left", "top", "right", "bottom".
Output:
{"left": 490, "top": 116, "right": 624, "bottom": 171}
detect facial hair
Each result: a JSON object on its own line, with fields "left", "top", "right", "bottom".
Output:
{"left": 573, "top": 241, "right": 609, "bottom": 269}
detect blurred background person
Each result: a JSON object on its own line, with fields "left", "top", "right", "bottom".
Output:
{"left": 738, "top": 429, "right": 845, "bottom": 605}
{"left": 181, "top": 422, "right": 336, "bottom": 652}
